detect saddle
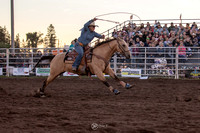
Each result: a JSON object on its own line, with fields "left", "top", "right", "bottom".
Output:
{"left": 64, "top": 46, "right": 93, "bottom": 75}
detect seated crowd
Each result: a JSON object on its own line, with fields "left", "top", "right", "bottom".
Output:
{"left": 112, "top": 21, "right": 200, "bottom": 60}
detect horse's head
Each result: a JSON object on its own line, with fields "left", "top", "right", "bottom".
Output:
{"left": 115, "top": 37, "right": 131, "bottom": 59}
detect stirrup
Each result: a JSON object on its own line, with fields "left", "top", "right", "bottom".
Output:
{"left": 72, "top": 67, "right": 77, "bottom": 72}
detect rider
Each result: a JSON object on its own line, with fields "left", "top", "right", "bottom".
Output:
{"left": 72, "top": 18, "right": 105, "bottom": 71}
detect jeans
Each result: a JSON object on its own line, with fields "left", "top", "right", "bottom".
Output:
{"left": 72, "top": 42, "right": 84, "bottom": 68}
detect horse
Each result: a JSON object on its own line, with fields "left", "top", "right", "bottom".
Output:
{"left": 33, "top": 37, "right": 133, "bottom": 97}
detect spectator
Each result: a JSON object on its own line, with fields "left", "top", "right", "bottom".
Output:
{"left": 174, "top": 25, "right": 179, "bottom": 34}
{"left": 155, "top": 32, "right": 159, "bottom": 41}
{"left": 168, "top": 22, "right": 175, "bottom": 32}
{"left": 147, "top": 43, "right": 157, "bottom": 63}
{"left": 139, "top": 33, "right": 145, "bottom": 42}
{"left": 169, "top": 31, "right": 176, "bottom": 43}
{"left": 68, "top": 40, "right": 75, "bottom": 52}
{"left": 178, "top": 40, "right": 187, "bottom": 63}
{"left": 166, "top": 43, "right": 175, "bottom": 63}
{"left": 154, "top": 20, "right": 159, "bottom": 28}
{"left": 112, "top": 29, "right": 118, "bottom": 38}
{"left": 157, "top": 25, "right": 163, "bottom": 34}
{"left": 185, "top": 28, "right": 191, "bottom": 36}
{"left": 133, "top": 31, "right": 139, "bottom": 42}
{"left": 138, "top": 41, "right": 145, "bottom": 64}
{"left": 191, "top": 33, "right": 198, "bottom": 47}
{"left": 143, "top": 31, "right": 149, "bottom": 42}
{"left": 145, "top": 38, "right": 150, "bottom": 47}
{"left": 197, "top": 29, "right": 200, "bottom": 45}
{"left": 135, "top": 37, "right": 140, "bottom": 47}
{"left": 129, "top": 38, "right": 134, "bottom": 47}
{"left": 173, "top": 38, "right": 180, "bottom": 47}
{"left": 131, "top": 43, "right": 139, "bottom": 67}
{"left": 164, "top": 37, "right": 171, "bottom": 46}
{"left": 186, "top": 23, "right": 191, "bottom": 30}
{"left": 157, "top": 42, "right": 165, "bottom": 57}
{"left": 128, "top": 28, "right": 134, "bottom": 38}
{"left": 148, "top": 32, "right": 153, "bottom": 40}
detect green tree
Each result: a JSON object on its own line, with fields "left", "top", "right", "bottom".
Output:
{"left": 15, "top": 34, "right": 20, "bottom": 48}
{"left": 0, "top": 26, "right": 11, "bottom": 48}
{"left": 45, "top": 24, "right": 56, "bottom": 48}
{"left": 26, "top": 32, "right": 43, "bottom": 48}
{"left": 15, "top": 34, "right": 20, "bottom": 53}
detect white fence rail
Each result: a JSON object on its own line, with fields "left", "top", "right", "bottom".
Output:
{"left": 0, "top": 47, "right": 200, "bottom": 79}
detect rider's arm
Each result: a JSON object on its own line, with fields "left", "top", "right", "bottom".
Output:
{"left": 94, "top": 32, "right": 105, "bottom": 39}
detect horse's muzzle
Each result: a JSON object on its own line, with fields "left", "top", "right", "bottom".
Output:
{"left": 124, "top": 52, "right": 131, "bottom": 59}
{"left": 126, "top": 54, "right": 130, "bottom": 59}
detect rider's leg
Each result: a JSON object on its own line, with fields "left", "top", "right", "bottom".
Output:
{"left": 72, "top": 43, "right": 84, "bottom": 70}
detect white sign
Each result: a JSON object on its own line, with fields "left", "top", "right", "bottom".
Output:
{"left": 121, "top": 68, "right": 141, "bottom": 78}
{"left": 0, "top": 68, "right": 2, "bottom": 75}
{"left": 63, "top": 72, "right": 78, "bottom": 76}
{"left": 13, "top": 68, "right": 29, "bottom": 76}
{"left": 36, "top": 68, "right": 50, "bottom": 76}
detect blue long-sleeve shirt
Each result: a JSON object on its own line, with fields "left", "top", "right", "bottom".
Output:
{"left": 78, "top": 19, "right": 102, "bottom": 46}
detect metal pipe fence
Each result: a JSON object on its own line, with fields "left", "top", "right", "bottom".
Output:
{"left": 0, "top": 47, "right": 199, "bottom": 79}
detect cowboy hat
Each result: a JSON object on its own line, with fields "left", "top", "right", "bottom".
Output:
{"left": 89, "top": 22, "right": 99, "bottom": 27}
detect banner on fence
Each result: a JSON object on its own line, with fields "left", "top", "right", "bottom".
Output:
{"left": 13, "top": 68, "right": 29, "bottom": 76}
{"left": 121, "top": 69, "right": 141, "bottom": 78}
{"left": 0, "top": 68, "right": 2, "bottom": 75}
{"left": 52, "top": 50, "right": 63, "bottom": 55}
{"left": 36, "top": 68, "right": 50, "bottom": 76}
{"left": 63, "top": 72, "right": 78, "bottom": 76}
{"left": 190, "top": 70, "right": 200, "bottom": 78}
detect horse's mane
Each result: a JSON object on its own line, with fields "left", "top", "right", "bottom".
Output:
{"left": 93, "top": 38, "right": 117, "bottom": 49}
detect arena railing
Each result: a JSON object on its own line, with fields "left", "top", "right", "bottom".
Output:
{"left": 91, "top": 18, "right": 200, "bottom": 45}
{"left": 0, "top": 47, "right": 200, "bottom": 79}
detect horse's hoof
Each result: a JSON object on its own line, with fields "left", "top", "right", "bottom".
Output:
{"left": 113, "top": 89, "right": 120, "bottom": 95}
{"left": 33, "top": 92, "right": 46, "bottom": 98}
{"left": 125, "top": 83, "right": 133, "bottom": 89}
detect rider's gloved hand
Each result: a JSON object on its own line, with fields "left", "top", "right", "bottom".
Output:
{"left": 93, "top": 18, "right": 98, "bottom": 21}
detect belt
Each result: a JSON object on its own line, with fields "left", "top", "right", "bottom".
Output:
{"left": 77, "top": 41, "right": 84, "bottom": 47}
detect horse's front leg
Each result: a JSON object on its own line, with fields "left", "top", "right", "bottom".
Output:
{"left": 94, "top": 70, "right": 120, "bottom": 95}
{"left": 105, "top": 67, "right": 133, "bottom": 89}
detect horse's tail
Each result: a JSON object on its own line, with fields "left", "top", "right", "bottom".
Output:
{"left": 32, "top": 55, "right": 55, "bottom": 71}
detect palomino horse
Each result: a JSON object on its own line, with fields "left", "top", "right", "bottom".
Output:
{"left": 34, "top": 37, "right": 133, "bottom": 97}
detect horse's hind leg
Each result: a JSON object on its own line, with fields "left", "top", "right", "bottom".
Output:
{"left": 36, "top": 72, "right": 63, "bottom": 97}
{"left": 105, "top": 67, "right": 133, "bottom": 89}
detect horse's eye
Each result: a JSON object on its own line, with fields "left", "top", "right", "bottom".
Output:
{"left": 122, "top": 44, "right": 126, "bottom": 47}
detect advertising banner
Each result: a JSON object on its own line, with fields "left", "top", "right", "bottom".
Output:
{"left": 13, "top": 68, "right": 29, "bottom": 76}
{"left": 36, "top": 68, "right": 50, "bottom": 76}
{"left": 121, "top": 69, "right": 141, "bottom": 78}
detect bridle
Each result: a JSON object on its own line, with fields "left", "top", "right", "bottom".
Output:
{"left": 116, "top": 39, "right": 129, "bottom": 56}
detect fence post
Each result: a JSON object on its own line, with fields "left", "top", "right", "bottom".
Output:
{"left": 31, "top": 48, "right": 34, "bottom": 70}
{"left": 6, "top": 49, "right": 9, "bottom": 77}
{"left": 113, "top": 54, "right": 117, "bottom": 74}
{"left": 144, "top": 48, "right": 147, "bottom": 75}
{"left": 175, "top": 47, "right": 179, "bottom": 79}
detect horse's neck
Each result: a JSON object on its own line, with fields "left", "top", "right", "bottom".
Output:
{"left": 93, "top": 41, "right": 117, "bottom": 60}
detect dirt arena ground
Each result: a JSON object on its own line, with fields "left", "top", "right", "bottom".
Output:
{"left": 0, "top": 77, "right": 200, "bottom": 133}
